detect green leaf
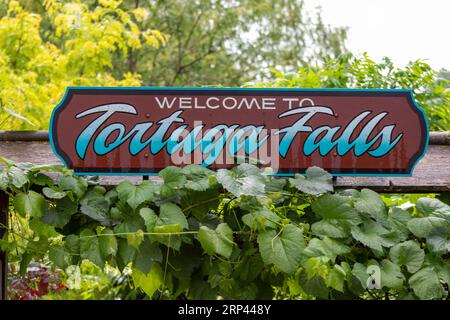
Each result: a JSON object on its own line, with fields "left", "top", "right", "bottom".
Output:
{"left": 13, "top": 191, "right": 45, "bottom": 217}
{"left": 416, "top": 197, "right": 450, "bottom": 219}
{"left": 311, "top": 221, "right": 347, "bottom": 239}
{"left": 351, "top": 262, "right": 369, "bottom": 289}
{"left": 30, "top": 173, "right": 54, "bottom": 187}
{"left": 127, "top": 229, "right": 145, "bottom": 250}
{"left": 350, "top": 220, "right": 394, "bottom": 252}
{"left": 99, "top": 229, "right": 118, "bottom": 257}
{"left": 80, "top": 229, "right": 104, "bottom": 267}
{"left": 14, "top": 163, "right": 34, "bottom": 171}
{"left": 29, "top": 218, "right": 59, "bottom": 238}
{"left": 389, "top": 240, "right": 424, "bottom": 273}
{"left": 31, "top": 164, "right": 66, "bottom": 173}
{"left": 7, "top": 166, "right": 29, "bottom": 188}
{"left": 118, "top": 238, "right": 137, "bottom": 266}
{"left": 139, "top": 207, "right": 157, "bottom": 231}
{"left": 216, "top": 163, "right": 265, "bottom": 197}
{"left": 181, "top": 165, "right": 215, "bottom": 191}
{"left": 110, "top": 207, "right": 122, "bottom": 220}
{"left": 64, "top": 235, "right": 80, "bottom": 255}
{"left": 426, "top": 257, "right": 450, "bottom": 287}
{"left": 116, "top": 180, "right": 158, "bottom": 209}
{"left": 0, "top": 172, "right": 9, "bottom": 191}
{"left": 42, "top": 187, "right": 67, "bottom": 199}
{"left": 158, "top": 202, "right": 188, "bottom": 230}
{"left": 354, "top": 188, "right": 387, "bottom": 222}
{"left": 298, "top": 272, "right": 329, "bottom": 299}
{"left": 114, "top": 215, "right": 145, "bottom": 234}
{"left": 311, "top": 194, "right": 361, "bottom": 238}
{"left": 0, "top": 156, "right": 14, "bottom": 167}
{"left": 169, "top": 246, "right": 202, "bottom": 282}
{"left": 189, "top": 276, "right": 218, "bottom": 300}
{"left": 257, "top": 224, "right": 304, "bottom": 274}
{"left": 42, "top": 197, "right": 78, "bottom": 228}
{"left": 180, "top": 188, "right": 220, "bottom": 221}
{"left": 303, "top": 239, "right": 331, "bottom": 261}
{"left": 290, "top": 166, "right": 333, "bottom": 195}
{"left": 304, "top": 237, "right": 350, "bottom": 263}
{"left": 407, "top": 216, "right": 448, "bottom": 238}
{"left": 80, "top": 198, "right": 113, "bottom": 226}
{"left": 58, "top": 175, "right": 87, "bottom": 198}
{"left": 19, "top": 254, "right": 33, "bottom": 276}
{"left": 197, "top": 223, "right": 234, "bottom": 258}
{"left": 49, "top": 245, "right": 70, "bottom": 269}
{"left": 265, "top": 177, "right": 287, "bottom": 193}
{"left": 322, "top": 237, "right": 351, "bottom": 256}
{"left": 242, "top": 207, "right": 281, "bottom": 230}
{"left": 104, "top": 189, "right": 118, "bottom": 203}
{"left": 426, "top": 227, "right": 450, "bottom": 255}
{"left": 388, "top": 207, "right": 412, "bottom": 240}
{"left": 42, "top": 206, "right": 70, "bottom": 229}
{"left": 27, "top": 237, "right": 49, "bottom": 259}
{"left": 134, "top": 238, "right": 162, "bottom": 274}
{"left": 56, "top": 196, "right": 78, "bottom": 215}
{"left": 408, "top": 267, "right": 446, "bottom": 299}
{"left": 326, "top": 264, "right": 347, "bottom": 292}
{"left": 80, "top": 186, "right": 107, "bottom": 205}
{"left": 132, "top": 264, "right": 163, "bottom": 298}
{"left": 64, "top": 235, "right": 80, "bottom": 265}
{"left": 235, "top": 255, "right": 264, "bottom": 282}
{"left": 159, "top": 166, "right": 186, "bottom": 196}
{"left": 379, "top": 259, "right": 405, "bottom": 290}
{"left": 304, "top": 256, "right": 330, "bottom": 279}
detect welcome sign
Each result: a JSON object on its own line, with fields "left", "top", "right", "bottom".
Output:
{"left": 49, "top": 87, "right": 428, "bottom": 176}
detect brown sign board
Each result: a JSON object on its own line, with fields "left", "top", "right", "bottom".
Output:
{"left": 50, "top": 87, "right": 428, "bottom": 176}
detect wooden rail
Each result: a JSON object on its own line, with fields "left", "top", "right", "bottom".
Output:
{"left": 1, "top": 130, "right": 449, "bottom": 193}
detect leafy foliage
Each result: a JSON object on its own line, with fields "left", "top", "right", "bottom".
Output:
{"left": 40, "top": 260, "right": 142, "bottom": 300}
{"left": 112, "top": 0, "right": 347, "bottom": 86}
{"left": 0, "top": 0, "right": 167, "bottom": 129}
{"left": 1, "top": 159, "right": 449, "bottom": 300}
{"left": 260, "top": 53, "right": 450, "bottom": 131}
{"left": 8, "top": 262, "right": 65, "bottom": 300}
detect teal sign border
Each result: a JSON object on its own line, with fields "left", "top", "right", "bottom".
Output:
{"left": 49, "top": 87, "right": 429, "bottom": 177}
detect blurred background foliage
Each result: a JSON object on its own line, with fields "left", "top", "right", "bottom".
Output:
{"left": 0, "top": 0, "right": 448, "bottom": 130}
{"left": 258, "top": 54, "right": 450, "bottom": 131}
{"left": 0, "top": 0, "right": 166, "bottom": 129}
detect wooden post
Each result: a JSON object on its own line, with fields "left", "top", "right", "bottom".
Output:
{"left": 0, "top": 191, "right": 8, "bottom": 300}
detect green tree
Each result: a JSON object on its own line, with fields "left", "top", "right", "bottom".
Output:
{"left": 0, "top": 0, "right": 167, "bottom": 129}
{"left": 113, "top": 0, "right": 347, "bottom": 86}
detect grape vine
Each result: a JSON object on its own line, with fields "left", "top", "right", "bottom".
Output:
{"left": 0, "top": 157, "right": 449, "bottom": 299}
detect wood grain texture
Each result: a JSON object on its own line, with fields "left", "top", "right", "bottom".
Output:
{"left": 1, "top": 130, "right": 448, "bottom": 144}
{"left": 335, "top": 145, "right": 450, "bottom": 192}
{"left": 1, "top": 139, "right": 449, "bottom": 193}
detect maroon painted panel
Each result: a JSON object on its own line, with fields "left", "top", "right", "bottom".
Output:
{"left": 49, "top": 88, "right": 428, "bottom": 176}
